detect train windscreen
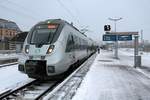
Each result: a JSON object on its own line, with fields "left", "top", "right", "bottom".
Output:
{"left": 30, "top": 24, "right": 58, "bottom": 44}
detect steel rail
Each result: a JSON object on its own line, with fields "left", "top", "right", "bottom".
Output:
{"left": 0, "top": 62, "right": 18, "bottom": 68}
{"left": 0, "top": 80, "right": 37, "bottom": 99}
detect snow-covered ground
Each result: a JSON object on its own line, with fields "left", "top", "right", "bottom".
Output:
{"left": 0, "top": 53, "right": 19, "bottom": 60}
{"left": 72, "top": 49, "right": 150, "bottom": 100}
{"left": 0, "top": 53, "right": 32, "bottom": 94}
{"left": 0, "top": 49, "right": 150, "bottom": 100}
{"left": 0, "top": 65, "right": 34, "bottom": 94}
{"left": 119, "top": 48, "right": 150, "bottom": 67}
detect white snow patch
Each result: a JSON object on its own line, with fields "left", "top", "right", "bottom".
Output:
{"left": 0, "top": 64, "right": 33, "bottom": 92}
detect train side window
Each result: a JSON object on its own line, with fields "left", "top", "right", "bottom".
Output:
{"left": 65, "top": 34, "right": 74, "bottom": 52}
{"left": 73, "top": 35, "right": 77, "bottom": 50}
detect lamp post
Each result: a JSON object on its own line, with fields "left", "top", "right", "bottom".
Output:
{"left": 108, "top": 17, "right": 122, "bottom": 59}
{"left": 140, "top": 29, "right": 144, "bottom": 52}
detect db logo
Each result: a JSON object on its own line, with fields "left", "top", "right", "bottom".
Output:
{"left": 35, "top": 49, "right": 40, "bottom": 53}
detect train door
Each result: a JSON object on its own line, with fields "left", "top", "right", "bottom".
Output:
{"left": 65, "top": 34, "right": 76, "bottom": 64}
{"left": 70, "top": 35, "right": 76, "bottom": 63}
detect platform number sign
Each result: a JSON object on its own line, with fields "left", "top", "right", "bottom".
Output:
{"left": 104, "top": 25, "right": 111, "bottom": 31}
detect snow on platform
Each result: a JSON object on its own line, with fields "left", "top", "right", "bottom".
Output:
{"left": 72, "top": 50, "right": 150, "bottom": 100}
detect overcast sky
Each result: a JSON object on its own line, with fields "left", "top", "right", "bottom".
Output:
{"left": 0, "top": 0, "right": 150, "bottom": 42}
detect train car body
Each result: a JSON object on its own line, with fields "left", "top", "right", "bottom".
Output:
{"left": 18, "top": 19, "right": 95, "bottom": 79}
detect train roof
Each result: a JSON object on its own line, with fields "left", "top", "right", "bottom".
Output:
{"left": 37, "top": 19, "right": 87, "bottom": 37}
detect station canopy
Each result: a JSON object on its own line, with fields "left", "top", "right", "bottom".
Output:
{"left": 106, "top": 32, "right": 138, "bottom": 35}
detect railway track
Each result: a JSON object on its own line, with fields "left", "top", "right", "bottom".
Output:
{"left": 0, "top": 53, "right": 96, "bottom": 100}
{"left": 0, "top": 62, "right": 18, "bottom": 68}
{"left": 0, "top": 58, "right": 18, "bottom": 65}
{"left": 0, "top": 79, "right": 59, "bottom": 100}
{"left": 0, "top": 57, "right": 18, "bottom": 68}
{"left": 0, "top": 80, "right": 36, "bottom": 99}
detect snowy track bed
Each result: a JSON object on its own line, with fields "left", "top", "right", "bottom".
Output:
{"left": 0, "top": 64, "right": 35, "bottom": 99}
{"left": 0, "top": 58, "right": 18, "bottom": 65}
{"left": 0, "top": 79, "right": 36, "bottom": 99}
{"left": 0, "top": 52, "right": 19, "bottom": 65}
{"left": 43, "top": 54, "right": 96, "bottom": 100}
{"left": 0, "top": 62, "right": 18, "bottom": 68}
{"left": 0, "top": 79, "right": 58, "bottom": 100}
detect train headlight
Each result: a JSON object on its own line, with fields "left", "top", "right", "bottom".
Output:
{"left": 47, "top": 45, "right": 55, "bottom": 54}
{"left": 25, "top": 45, "right": 29, "bottom": 54}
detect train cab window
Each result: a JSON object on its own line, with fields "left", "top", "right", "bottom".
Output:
{"left": 30, "top": 24, "right": 58, "bottom": 44}
{"left": 31, "top": 29, "right": 54, "bottom": 44}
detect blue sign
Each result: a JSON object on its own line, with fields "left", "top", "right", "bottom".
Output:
{"left": 118, "top": 35, "right": 132, "bottom": 41}
{"left": 103, "top": 34, "right": 132, "bottom": 41}
{"left": 103, "top": 34, "right": 117, "bottom": 41}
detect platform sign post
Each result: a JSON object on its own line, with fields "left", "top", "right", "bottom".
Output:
{"left": 134, "top": 35, "right": 141, "bottom": 68}
{"left": 103, "top": 32, "right": 139, "bottom": 60}
{"left": 115, "top": 35, "right": 118, "bottom": 59}
{"left": 134, "top": 35, "right": 139, "bottom": 56}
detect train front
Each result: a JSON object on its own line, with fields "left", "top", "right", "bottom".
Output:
{"left": 18, "top": 20, "right": 64, "bottom": 79}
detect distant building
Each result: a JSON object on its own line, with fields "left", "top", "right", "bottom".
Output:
{"left": 0, "top": 18, "right": 21, "bottom": 50}
{"left": 0, "top": 18, "right": 21, "bottom": 41}
{"left": 9, "top": 32, "right": 28, "bottom": 51}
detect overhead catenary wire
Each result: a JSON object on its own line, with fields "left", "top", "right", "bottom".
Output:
{"left": 56, "top": 0, "right": 80, "bottom": 25}
{"left": 69, "top": 0, "right": 79, "bottom": 14}
{"left": 1, "top": 0, "right": 81, "bottom": 25}
{"left": 67, "top": 0, "right": 91, "bottom": 33}
{"left": 0, "top": 0, "right": 40, "bottom": 18}
{"left": 0, "top": 0, "right": 38, "bottom": 20}
{"left": 0, "top": 3, "right": 39, "bottom": 31}
{"left": 68, "top": 0, "right": 81, "bottom": 21}
{"left": 0, "top": 4, "right": 38, "bottom": 21}
{"left": 0, "top": 0, "right": 89, "bottom": 32}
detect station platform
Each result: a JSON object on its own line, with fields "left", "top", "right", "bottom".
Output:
{"left": 72, "top": 50, "right": 150, "bottom": 100}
